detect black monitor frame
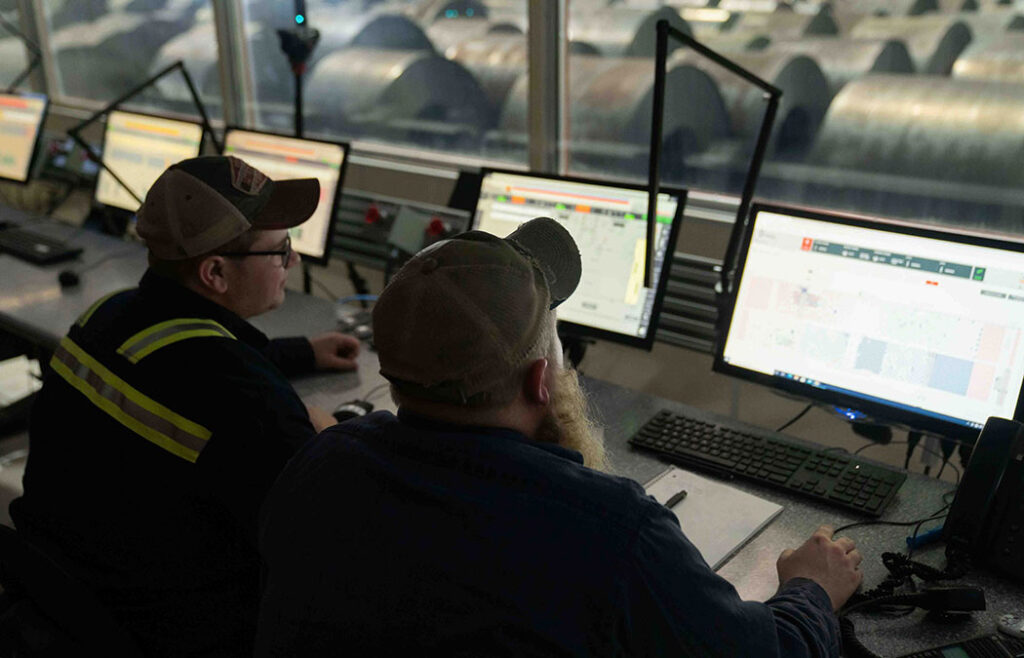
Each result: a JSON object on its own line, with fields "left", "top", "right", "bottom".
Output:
{"left": 224, "top": 126, "right": 350, "bottom": 267}
{"left": 90, "top": 108, "right": 205, "bottom": 223}
{"left": 0, "top": 90, "right": 49, "bottom": 185}
{"left": 713, "top": 201, "right": 1024, "bottom": 442}
{"left": 474, "top": 167, "right": 686, "bottom": 351}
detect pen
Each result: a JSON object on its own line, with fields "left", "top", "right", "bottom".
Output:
{"left": 665, "top": 489, "right": 688, "bottom": 508}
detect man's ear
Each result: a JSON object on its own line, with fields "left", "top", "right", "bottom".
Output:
{"left": 523, "top": 358, "right": 551, "bottom": 406}
{"left": 196, "top": 256, "right": 229, "bottom": 295}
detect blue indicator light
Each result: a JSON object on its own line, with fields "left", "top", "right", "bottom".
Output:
{"left": 295, "top": 14, "right": 305, "bottom": 24}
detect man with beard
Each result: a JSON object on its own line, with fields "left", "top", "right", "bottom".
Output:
{"left": 256, "top": 217, "right": 860, "bottom": 657}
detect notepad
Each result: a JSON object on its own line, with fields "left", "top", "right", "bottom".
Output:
{"left": 645, "top": 466, "right": 784, "bottom": 570}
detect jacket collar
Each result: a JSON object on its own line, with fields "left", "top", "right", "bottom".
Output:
{"left": 138, "top": 269, "right": 270, "bottom": 349}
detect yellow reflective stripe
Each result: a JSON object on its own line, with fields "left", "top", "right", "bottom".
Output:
{"left": 50, "top": 337, "right": 211, "bottom": 463}
{"left": 117, "top": 318, "right": 236, "bottom": 364}
{"left": 76, "top": 289, "right": 127, "bottom": 327}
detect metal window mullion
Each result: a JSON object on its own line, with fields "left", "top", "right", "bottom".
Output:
{"left": 18, "top": 0, "right": 55, "bottom": 98}
{"left": 212, "top": 0, "right": 255, "bottom": 128}
{"left": 526, "top": 0, "right": 565, "bottom": 174}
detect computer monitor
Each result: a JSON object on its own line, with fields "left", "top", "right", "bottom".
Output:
{"left": 715, "top": 202, "right": 1024, "bottom": 442}
{"left": 0, "top": 91, "right": 48, "bottom": 184}
{"left": 224, "top": 128, "right": 348, "bottom": 266}
{"left": 94, "top": 110, "right": 203, "bottom": 213}
{"left": 473, "top": 169, "right": 686, "bottom": 350}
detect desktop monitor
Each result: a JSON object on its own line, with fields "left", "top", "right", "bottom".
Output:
{"left": 0, "top": 91, "right": 48, "bottom": 184}
{"left": 714, "top": 202, "right": 1024, "bottom": 442}
{"left": 224, "top": 128, "right": 348, "bottom": 266}
{"left": 94, "top": 110, "right": 203, "bottom": 213}
{"left": 473, "top": 169, "right": 686, "bottom": 350}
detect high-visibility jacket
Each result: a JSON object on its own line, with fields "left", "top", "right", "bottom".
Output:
{"left": 13, "top": 269, "right": 318, "bottom": 658}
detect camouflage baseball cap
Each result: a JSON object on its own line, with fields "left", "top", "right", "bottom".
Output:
{"left": 137, "top": 155, "right": 320, "bottom": 260}
{"left": 372, "top": 217, "right": 582, "bottom": 405}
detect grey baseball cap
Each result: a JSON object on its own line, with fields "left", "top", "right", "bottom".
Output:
{"left": 137, "top": 155, "right": 320, "bottom": 260}
{"left": 372, "top": 217, "right": 582, "bottom": 405}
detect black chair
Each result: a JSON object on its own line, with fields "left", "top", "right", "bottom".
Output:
{"left": 0, "top": 523, "right": 143, "bottom": 657}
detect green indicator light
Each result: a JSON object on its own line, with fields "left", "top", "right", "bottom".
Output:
{"left": 657, "top": 215, "right": 672, "bottom": 224}
{"left": 624, "top": 213, "right": 635, "bottom": 220}
{"left": 497, "top": 195, "right": 508, "bottom": 202}
{"left": 973, "top": 267, "right": 986, "bottom": 281}
{"left": 555, "top": 203, "right": 567, "bottom": 210}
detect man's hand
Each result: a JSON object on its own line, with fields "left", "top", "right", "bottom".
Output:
{"left": 306, "top": 404, "right": 336, "bottom": 432}
{"left": 309, "top": 332, "right": 360, "bottom": 371}
{"left": 777, "top": 525, "right": 863, "bottom": 610}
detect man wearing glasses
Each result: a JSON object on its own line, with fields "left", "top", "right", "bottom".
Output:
{"left": 13, "top": 156, "right": 358, "bottom": 656}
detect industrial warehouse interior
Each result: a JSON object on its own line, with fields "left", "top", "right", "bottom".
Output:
{"left": 1, "top": 0, "right": 1024, "bottom": 656}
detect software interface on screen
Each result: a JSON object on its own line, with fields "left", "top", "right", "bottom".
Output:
{"left": 224, "top": 130, "right": 345, "bottom": 261}
{"left": 0, "top": 92, "right": 47, "bottom": 183}
{"left": 95, "top": 111, "right": 203, "bottom": 212}
{"left": 721, "top": 208, "right": 1024, "bottom": 431}
{"left": 475, "top": 172, "right": 680, "bottom": 341}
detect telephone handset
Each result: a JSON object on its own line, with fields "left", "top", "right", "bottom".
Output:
{"left": 943, "top": 416, "right": 1024, "bottom": 583}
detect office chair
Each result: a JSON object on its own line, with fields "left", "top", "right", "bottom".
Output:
{"left": 0, "top": 523, "right": 143, "bottom": 657}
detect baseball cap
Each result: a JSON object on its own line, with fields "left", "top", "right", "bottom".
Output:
{"left": 137, "top": 155, "right": 321, "bottom": 260}
{"left": 373, "top": 217, "right": 582, "bottom": 406}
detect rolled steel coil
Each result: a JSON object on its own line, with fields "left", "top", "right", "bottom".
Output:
{"left": 426, "top": 17, "right": 521, "bottom": 53}
{"left": 568, "top": 7, "right": 692, "bottom": 57}
{"left": 850, "top": 15, "right": 973, "bottom": 74}
{"left": 768, "top": 38, "right": 915, "bottom": 95}
{"left": 952, "top": 32, "right": 1024, "bottom": 82}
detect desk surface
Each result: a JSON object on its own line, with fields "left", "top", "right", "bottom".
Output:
{"left": 2, "top": 217, "right": 1022, "bottom": 657}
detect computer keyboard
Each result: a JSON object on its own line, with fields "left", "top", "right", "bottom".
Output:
{"left": 629, "top": 409, "right": 907, "bottom": 517}
{"left": 0, "top": 226, "right": 82, "bottom": 265}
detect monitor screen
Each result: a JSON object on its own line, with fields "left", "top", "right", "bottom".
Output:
{"left": 474, "top": 170, "right": 685, "bottom": 350}
{"left": 0, "top": 92, "right": 48, "bottom": 184}
{"left": 224, "top": 129, "right": 347, "bottom": 265}
{"left": 95, "top": 110, "right": 203, "bottom": 212}
{"left": 715, "top": 203, "right": 1024, "bottom": 440}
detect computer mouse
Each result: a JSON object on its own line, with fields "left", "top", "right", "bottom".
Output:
{"left": 332, "top": 400, "right": 374, "bottom": 423}
{"left": 57, "top": 269, "right": 80, "bottom": 288}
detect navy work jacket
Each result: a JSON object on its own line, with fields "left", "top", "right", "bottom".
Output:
{"left": 257, "top": 410, "right": 840, "bottom": 656}
{"left": 13, "top": 269, "right": 317, "bottom": 657}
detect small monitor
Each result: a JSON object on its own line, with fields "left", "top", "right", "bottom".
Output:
{"left": 474, "top": 170, "right": 686, "bottom": 350}
{"left": 94, "top": 110, "right": 203, "bottom": 213}
{"left": 715, "top": 202, "right": 1024, "bottom": 442}
{"left": 224, "top": 128, "right": 348, "bottom": 266}
{"left": 0, "top": 91, "right": 48, "bottom": 184}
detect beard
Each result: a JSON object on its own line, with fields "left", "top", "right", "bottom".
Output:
{"left": 534, "top": 368, "right": 609, "bottom": 473}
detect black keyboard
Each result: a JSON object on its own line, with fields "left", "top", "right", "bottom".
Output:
{"left": 0, "top": 227, "right": 82, "bottom": 265}
{"left": 629, "top": 409, "right": 907, "bottom": 517}
{"left": 897, "top": 634, "right": 1024, "bottom": 657}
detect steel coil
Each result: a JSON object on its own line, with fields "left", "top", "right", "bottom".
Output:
{"left": 851, "top": 15, "right": 973, "bottom": 74}
{"left": 809, "top": 73, "right": 1024, "bottom": 187}
{"left": 952, "top": 32, "right": 1024, "bottom": 82}
{"left": 769, "top": 38, "right": 915, "bottom": 95}
{"left": 569, "top": 7, "right": 692, "bottom": 57}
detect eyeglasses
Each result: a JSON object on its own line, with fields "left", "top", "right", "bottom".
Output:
{"left": 219, "top": 235, "right": 293, "bottom": 268}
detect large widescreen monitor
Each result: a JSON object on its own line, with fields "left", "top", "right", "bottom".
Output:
{"left": 0, "top": 91, "right": 48, "bottom": 184}
{"left": 473, "top": 170, "right": 685, "bottom": 350}
{"left": 94, "top": 110, "right": 203, "bottom": 212}
{"left": 715, "top": 202, "right": 1024, "bottom": 442}
{"left": 224, "top": 128, "right": 348, "bottom": 266}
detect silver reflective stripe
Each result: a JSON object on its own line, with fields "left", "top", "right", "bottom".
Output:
{"left": 50, "top": 337, "right": 211, "bottom": 463}
{"left": 117, "top": 318, "right": 236, "bottom": 364}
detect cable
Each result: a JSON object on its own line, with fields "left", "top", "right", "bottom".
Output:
{"left": 853, "top": 440, "right": 962, "bottom": 486}
{"left": 775, "top": 403, "right": 812, "bottom": 433}
{"left": 309, "top": 274, "right": 339, "bottom": 301}
{"left": 360, "top": 382, "right": 390, "bottom": 404}
{"left": 337, "top": 294, "right": 379, "bottom": 306}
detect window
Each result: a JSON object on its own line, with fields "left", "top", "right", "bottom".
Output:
{"left": 40, "top": 0, "right": 222, "bottom": 120}
{"left": 239, "top": 0, "right": 528, "bottom": 163}
{"left": 564, "top": 3, "right": 1024, "bottom": 234}
{"left": 0, "top": 3, "right": 35, "bottom": 93}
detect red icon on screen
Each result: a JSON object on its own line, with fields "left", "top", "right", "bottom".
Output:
{"left": 801, "top": 237, "right": 813, "bottom": 251}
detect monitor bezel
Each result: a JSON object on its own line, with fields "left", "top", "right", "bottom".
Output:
{"left": 475, "top": 167, "right": 687, "bottom": 351}
{"left": 713, "top": 201, "right": 1024, "bottom": 442}
{"left": 92, "top": 108, "right": 206, "bottom": 215}
{"left": 0, "top": 91, "right": 50, "bottom": 185}
{"left": 224, "top": 125, "right": 350, "bottom": 267}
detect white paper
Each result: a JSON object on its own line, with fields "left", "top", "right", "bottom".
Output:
{"left": 646, "top": 466, "right": 784, "bottom": 570}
